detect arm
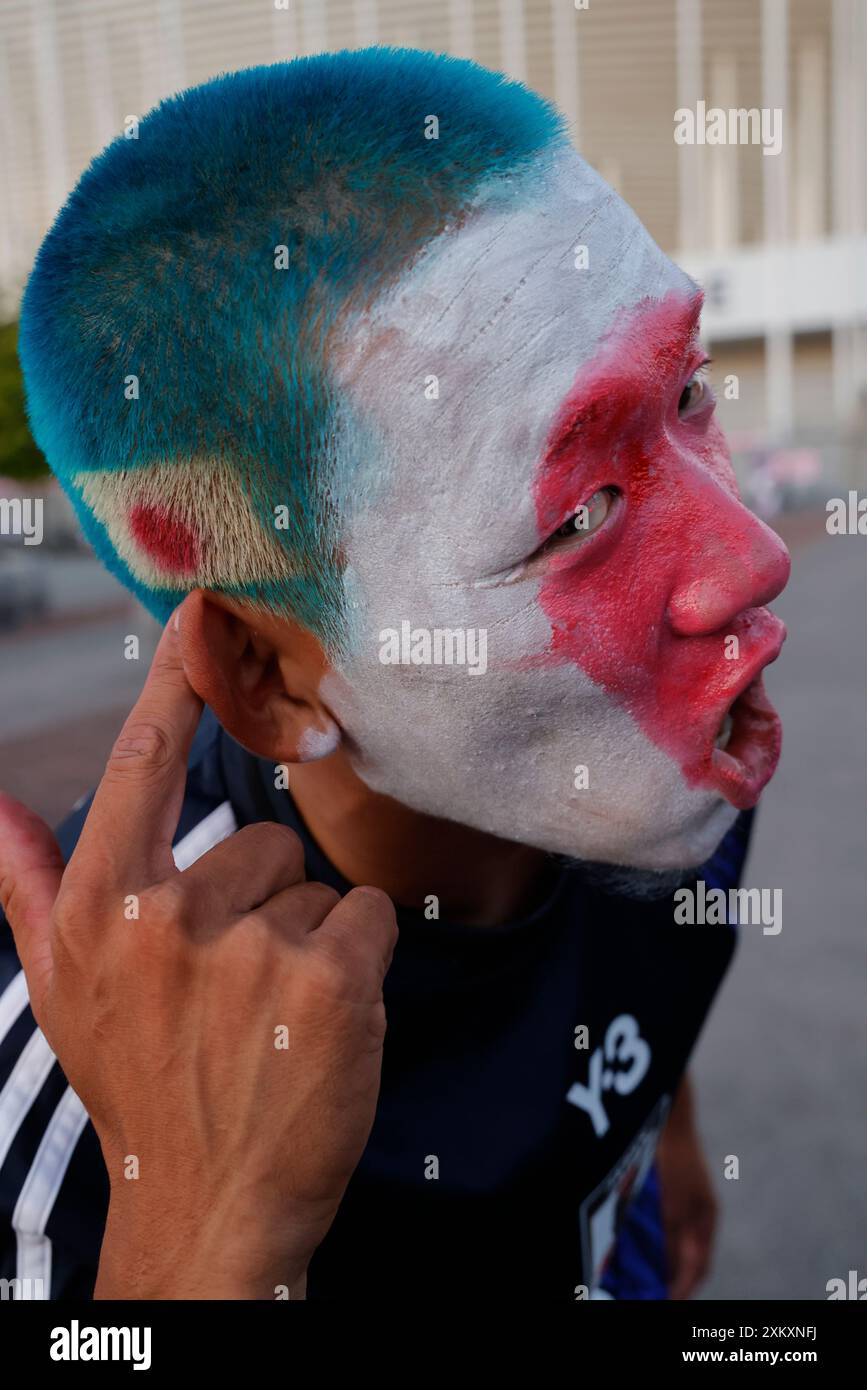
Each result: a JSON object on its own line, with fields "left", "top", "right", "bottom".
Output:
{"left": 0, "top": 607, "right": 397, "bottom": 1300}
{"left": 656, "top": 1071, "right": 718, "bottom": 1300}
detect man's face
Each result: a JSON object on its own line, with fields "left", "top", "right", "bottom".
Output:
{"left": 323, "top": 147, "right": 789, "bottom": 870}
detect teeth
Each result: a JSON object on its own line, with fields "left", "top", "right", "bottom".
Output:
{"left": 715, "top": 711, "right": 734, "bottom": 751}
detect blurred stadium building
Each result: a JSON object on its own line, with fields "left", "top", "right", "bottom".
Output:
{"left": 0, "top": 0, "right": 864, "bottom": 497}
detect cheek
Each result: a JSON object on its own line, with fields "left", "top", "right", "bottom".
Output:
{"left": 530, "top": 453, "right": 723, "bottom": 769}
{"left": 531, "top": 445, "right": 675, "bottom": 697}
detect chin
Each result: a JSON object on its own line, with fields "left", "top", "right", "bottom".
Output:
{"left": 561, "top": 796, "right": 741, "bottom": 900}
{"left": 561, "top": 792, "right": 740, "bottom": 878}
{"left": 652, "top": 795, "right": 742, "bottom": 870}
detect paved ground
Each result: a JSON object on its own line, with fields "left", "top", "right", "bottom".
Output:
{"left": 0, "top": 522, "right": 862, "bottom": 1300}
{"left": 0, "top": 556, "right": 158, "bottom": 818}
{"left": 695, "top": 526, "right": 866, "bottom": 1300}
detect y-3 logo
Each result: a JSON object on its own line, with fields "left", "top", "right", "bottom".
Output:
{"left": 566, "top": 1014, "right": 651, "bottom": 1137}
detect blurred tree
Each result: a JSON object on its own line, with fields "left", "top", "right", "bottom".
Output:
{"left": 0, "top": 321, "right": 48, "bottom": 480}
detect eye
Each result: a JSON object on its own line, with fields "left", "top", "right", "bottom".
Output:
{"left": 678, "top": 361, "right": 713, "bottom": 419}
{"left": 544, "top": 487, "right": 617, "bottom": 549}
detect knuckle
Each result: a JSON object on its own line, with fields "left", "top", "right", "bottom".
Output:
{"left": 104, "top": 720, "right": 174, "bottom": 783}
{"left": 53, "top": 879, "right": 98, "bottom": 936}
{"left": 243, "top": 821, "right": 302, "bottom": 859}
{"left": 303, "top": 943, "right": 349, "bottom": 997}
{"left": 141, "top": 877, "right": 194, "bottom": 931}
{"left": 266, "top": 879, "right": 340, "bottom": 925}
{"left": 303, "top": 882, "right": 341, "bottom": 915}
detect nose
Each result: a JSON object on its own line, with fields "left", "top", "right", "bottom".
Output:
{"left": 667, "top": 495, "right": 791, "bottom": 638}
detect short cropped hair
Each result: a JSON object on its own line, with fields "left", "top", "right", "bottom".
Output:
{"left": 19, "top": 47, "right": 566, "bottom": 652}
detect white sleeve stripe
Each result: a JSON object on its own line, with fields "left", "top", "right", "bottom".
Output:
{"left": 13, "top": 1086, "right": 88, "bottom": 1298}
{"left": 172, "top": 800, "right": 237, "bottom": 870}
{"left": 13, "top": 1229, "right": 51, "bottom": 1300}
{"left": 0, "top": 970, "right": 29, "bottom": 1047}
{"left": 2, "top": 798, "right": 238, "bottom": 1299}
{"left": 0, "top": 1028, "right": 57, "bottom": 1172}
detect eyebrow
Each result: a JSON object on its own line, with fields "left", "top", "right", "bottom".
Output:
{"left": 541, "top": 288, "right": 706, "bottom": 467}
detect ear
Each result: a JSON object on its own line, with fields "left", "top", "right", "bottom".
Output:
{"left": 175, "top": 590, "right": 341, "bottom": 764}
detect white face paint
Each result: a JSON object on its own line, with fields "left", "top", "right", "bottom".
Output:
{"left": 320, "top": 146, "right": 786, "bottom": 870}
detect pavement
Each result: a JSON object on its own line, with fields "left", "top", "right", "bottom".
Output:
{"left": 695, "top": 525, "right": 866, "bottom": 1300}
{"left": 0, "top": 554, "right": 157, "bottom": 819}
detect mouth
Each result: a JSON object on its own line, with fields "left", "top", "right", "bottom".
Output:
{"left": 708, "top": 673, "right": 783, "bottom": 809}
{"left": 696, "top": 611, "right": 787, "bottom": 810}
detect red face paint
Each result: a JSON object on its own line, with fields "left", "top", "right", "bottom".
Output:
{"left": 129, "top": 503, "right": 201, "bottom": 577}
{"left": 532, "top": 290, "right": 790, "bottom": 810}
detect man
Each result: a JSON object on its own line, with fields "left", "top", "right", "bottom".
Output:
{"left": 0, "top": 48, "right": 788, "bottom": 1299}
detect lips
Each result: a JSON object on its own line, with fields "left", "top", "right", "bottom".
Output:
{"left": 688, "top": 610, "right": 787, "bottom": 810}
{"left": 707, "top": 674, "right": 783, "bottom": 809}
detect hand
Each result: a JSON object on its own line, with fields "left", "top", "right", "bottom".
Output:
{"left": 656, "top": 1079, "right": 718, "bottom": 1300}
{"left": 0, "top": 605, "right": 398, "bottom": 1299}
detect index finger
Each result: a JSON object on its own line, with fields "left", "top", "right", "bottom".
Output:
{"left": 70, "top": 601, "right": 203, "bottom": 889}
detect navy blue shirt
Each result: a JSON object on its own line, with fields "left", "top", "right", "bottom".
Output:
{"left": 0, "top": 710, "right": 746, "bottom": 1300}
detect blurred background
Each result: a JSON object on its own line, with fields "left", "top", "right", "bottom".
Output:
{"left": 0, "top": 0, "right": 864, "bottom": 1299}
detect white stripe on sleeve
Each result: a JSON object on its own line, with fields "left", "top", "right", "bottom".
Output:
{"left": 13, "top": 1087, "right": 88, "bottom": 1298}
{"left": 172, "top": 800, "right": 236, "bottom": 870}
{"left": 0, "top": 1028, "right": 57, "bottom": 1172}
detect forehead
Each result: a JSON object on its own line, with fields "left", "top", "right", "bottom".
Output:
{"left": 334, "top": 147, "right": 695, "bottom": 567}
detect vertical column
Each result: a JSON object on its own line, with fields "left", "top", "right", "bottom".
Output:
{"left": 708, "top": 53, "right": 738, "bottom": 251}
{"left": 793, "top": 38, "right": 825, "bottom": 242}
{"left": 499, "top": 0, "right": 526, "bottom": 84}
{"left": 676, "top": 0, "right": 704, "bottom": 253}
{"left": 81, "top": 12, "right": 116, "bottom": 154}
{"left": 853, "top": 0, "right": 867, "bottom": 465}
{"left": 0, "top": 44, "right": 17, "bottom": 307}
{"left": 301, "top": 0, "right": 328, "bottom": 57}
{"left": 271, "top": 1, "right": 300, "bottom": 60}
{"left": 551, "top": 0, "right": 581, "bottom": 149}
{"left": 353, "top": 1, "right": 379, "bottom": 47}
{"left": 762, "top": 0, "right": 793, "bottom": 442}
{"left": 831, "top": 0, "right": 856, "bottom": 238}
{"left": 30, "top": 0, "right": 70, "bottom": 226}
{"left": 831, "top": 0, "right": 864, "bottom": 441}
{"left": 156, "top": 0, "right": 186, "bottom": 98}
{"left": 448, "top": 0, "right": 475, "bottom": 59}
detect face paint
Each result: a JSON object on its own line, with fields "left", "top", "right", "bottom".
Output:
{"left": 128, "top": 503, "right": 201, "bottom": 577}
{"left": 73, "top": 457, "right": 299, "bottom": 593}
{"left": 532, "top": 290, "right": 789, "bottom": 813}
{"left": 324, "top": 146, "right": 789, "bottom": 870}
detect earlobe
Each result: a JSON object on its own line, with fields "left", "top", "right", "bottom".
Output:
{"left": 296, "top": 719, "right": 342, "bottom": 763}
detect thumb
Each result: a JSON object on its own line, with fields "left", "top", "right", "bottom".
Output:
{"left": 0, "top": 792, "right": 63, "bottom": 1018}
{"left": 314, "top": 886, "right": 399, "bottom": 980}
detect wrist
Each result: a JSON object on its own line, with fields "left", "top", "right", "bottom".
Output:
{"left": 95, "top": 1189, "right": 315, "bottom": 1300}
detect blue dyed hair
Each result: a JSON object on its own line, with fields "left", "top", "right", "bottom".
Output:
{"left": 19, "top": 47, "right": 567, "bottom": 651}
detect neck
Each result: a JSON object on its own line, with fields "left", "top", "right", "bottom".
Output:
{"left": 282, "top": 749, "right": 554, "bottom": 927}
